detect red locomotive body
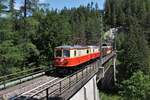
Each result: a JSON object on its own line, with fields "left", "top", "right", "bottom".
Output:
{"left": 102, "top": 46, "right": 112, "bottom": 56}
{"left": 53, "top": 45, "right": 101, "bottom": 68}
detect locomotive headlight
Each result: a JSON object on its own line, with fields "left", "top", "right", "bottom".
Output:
{"left": 60, "top": 58, "right": 68, "bottom": 65}
{"left": 60, "top": 58, "right": 64, "bottom": 62}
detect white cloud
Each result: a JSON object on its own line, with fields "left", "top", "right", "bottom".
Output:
{"left": 14, "top": 0, "right": 23, "bottom": 10}
{"left": 14, "top": 3, "right": 21, "bottom": 10}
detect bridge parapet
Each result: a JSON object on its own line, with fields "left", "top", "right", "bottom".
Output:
{"left": 96, "top": 52, "right": 116, "bottom": 82}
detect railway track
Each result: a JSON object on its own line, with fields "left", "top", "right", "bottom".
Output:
{"left": 14, "top": 78, "right": 59, "bottom": 100}
{"left": 0, "top": 75, "right": 59, "bottom": 100}
{"left": 0, "top": 53, "right": 115, "bottom": 100}
{"left": 13, "top": 63, "right": 98, "bottom": 100}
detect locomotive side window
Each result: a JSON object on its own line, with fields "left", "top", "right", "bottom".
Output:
{"left": 56, "top": 50, "right": 62, "bottom": 57}
{"left": 87, "top": 50, "right": 89, "bottom": 54}
{"left": 63, "top": 50, "right": 70, "bottom": 57}
{"left": 74, "top": 50, "right": 76, "bottom": 56}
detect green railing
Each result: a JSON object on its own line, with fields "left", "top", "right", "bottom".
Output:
{"left": 0, "top": 66, "right": 53, "bottom": 89}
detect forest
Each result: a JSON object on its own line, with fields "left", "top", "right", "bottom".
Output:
{"left": 0, "top": 1, "right": 103, "bottom": 75}
{"left": 0, "top": 0, "right": 150, "bottom": 99}
{"left": 103, "top": 0, "right": 150, "bottom": 99}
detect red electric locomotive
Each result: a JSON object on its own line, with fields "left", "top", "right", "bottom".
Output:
{"left": 101, "top": 44, "right": 113, "bottom": 57}
{"left": 53, "top": 45, "right": 100, "bottom": 68}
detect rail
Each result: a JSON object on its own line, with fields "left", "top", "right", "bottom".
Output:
{"left": 7, "top": 52, "right": 116, "bottom": 100}
{"left": 0, "top": 66, "right": 53, "bottom": 90}
{"left": 101, "top": 52, "right": 115, "bottom": 65}
{"left": 15, "top": 52, "right": 115, "bottom": 100}
{"left": 15, "top": 62, "right": 99, "bottom": 100}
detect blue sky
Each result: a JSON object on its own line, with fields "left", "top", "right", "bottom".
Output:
{"left": 15, "top": 0, "right": 105, "bottom": 10}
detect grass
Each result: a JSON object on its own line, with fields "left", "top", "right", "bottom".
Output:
{"left": 100, "top": 92, "right": 122, "bottom": 100}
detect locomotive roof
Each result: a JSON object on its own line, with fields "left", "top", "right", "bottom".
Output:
{"left": 88, "top": 46, "right": 99, "bottom": 49}
{"left": 101, "top": 46, "right": 112, "bottom": 48}
{"left": 55, "top": 45, "right": 89, "bottom": 49}
{"left": 56, "top": 45, "right": 72, "bottom": 49}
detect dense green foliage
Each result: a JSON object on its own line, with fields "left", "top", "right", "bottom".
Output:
{"left": 1, "top": 0, "right": 149, "bottom": 99}
{"left": 100, "top": 92, "right": 121, "bottom": 100}
{"left": 0, "top": 1, "right": 103, "bottom": 76}
{"left": 104, "top": 0, "right": 150, "bottom": 99}
{"left": 120, "top": 71, "right": 150, "bottom": 100}
{"left": 105, "top": 0, "right": 150, "bottom": 78}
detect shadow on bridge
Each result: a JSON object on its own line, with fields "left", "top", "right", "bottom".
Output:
{"left": 16, "top": 96, "right": 64, "bottom": 100}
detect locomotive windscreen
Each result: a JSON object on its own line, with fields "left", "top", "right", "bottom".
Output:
{"left": 56, "top": 50, "right": 62, "bottom": 57}
{"left": 63, "top": 50, "right": 70, "bottom": 57}
{"left": 102, "top": 44, "right": 107, "bottom": 46}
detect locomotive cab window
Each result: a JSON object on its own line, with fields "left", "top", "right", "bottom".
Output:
{"left": 87, "top": 50, "right": 89, "bottom": 54}
{"left": 63, "top": 50, "right": 70, "bottom": 57}
{"left": 102, "top": 44, "right": 107, "bottom": 46}
{"left": 56, "top": 49, "right": 62, "bottom": 57}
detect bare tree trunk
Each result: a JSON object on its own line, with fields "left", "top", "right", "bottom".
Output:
{"left": 24, "top": 0, "right": 27, "bottom": 17}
